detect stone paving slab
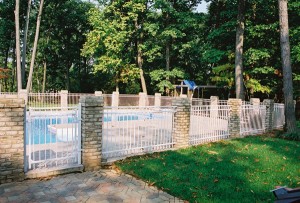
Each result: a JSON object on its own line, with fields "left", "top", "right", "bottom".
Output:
{"left": 0, "top": 170, "right": 185, "bottom": 203}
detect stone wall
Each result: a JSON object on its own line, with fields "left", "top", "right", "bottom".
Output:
{"left": 80, "top": 96, "right": 103, "bottom": 171}
{"left": 0, "top": 98, "right": 25, "bottom": 184}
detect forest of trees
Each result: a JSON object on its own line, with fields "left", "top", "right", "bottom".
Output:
{"left": 0, "top": 0, "right": 299, "bottom": 101}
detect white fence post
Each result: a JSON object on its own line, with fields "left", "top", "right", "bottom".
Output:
{"left": 210, "top": 96, "right": 219, "bottom": 118}
{"left": 139, "top": 92, "right": 147, "bottom": 106}
{"left": 95, "top": 91, "right": 103, "bottom": 96}
{"left": 112, "top": 91, "right": 119, "bottom": 107}
{"left": 60, "top": 90, "right": 68, "bottom": 108}
{"left": 155, "top": 93, "right": 161, "bottom": 106}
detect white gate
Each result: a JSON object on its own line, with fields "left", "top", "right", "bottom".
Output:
{"left": 189, "top": 105, "right": 230, "bottom": 145}
{"left": 102, "top": 106, "right": 175, "bottom": 159}
{"left": 240, "top": 105, "right": 266, "bottom": 135}
{"left": 25, "top": 106, "right": 81, "bottom": 171}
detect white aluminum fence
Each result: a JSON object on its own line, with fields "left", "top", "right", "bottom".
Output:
{"left": 68, "top": 93, "right": 94, "bottom": 106}
{"left": 28, "top": 93, "right": 61, "bottom": 108}
{"left": 189, "top": 105, "right": 230, "bottom": 145}
{"left": 102, "top": 106, "right": 176, "bottom": 159}
{"left": 240, "top": 105, "right": 266, "bottom": 135}
{"left": 273, "top": 103, "right": 285, "bottom": 129}
{"left": 25, "top": 106, "right": 81, "bottom": 171}
{"left": 191, "top": 98, "right": 211, "bottom": 106}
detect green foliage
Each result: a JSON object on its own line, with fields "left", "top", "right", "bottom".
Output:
{"left": 150, "top": 68, "right": 185, "bottom": 93}
{"left": 117, "top": 136, "right": 300, "bottom": 202}
{"left": 211, "top": 64, "right": 234, "bottom": 87}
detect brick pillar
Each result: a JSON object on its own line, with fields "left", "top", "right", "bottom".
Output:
{"left": 172, "top": 98, "right": 191, "bottom": 148}
{"left": 154, "top": 93, "right": 161, "bottom": 106}
{"left": 60, "top": 90, "right": 68, "bottom": 108}
{"left": 210, "top": 96, "right": 219, "bottom": 118}
{"left": 112, "top": 91, "right": 119, "bottom": 107}
{"left": 18, "top": 89, "right": 28, "bottom": 104}
{"left": 228, "top": 99, "right": 242, "bottom": 138}
{"left": 0, "top": 98, "right": 25, "bottom": 184}
{"left": 79, "top": 96, "right": 103, "bottom": 171}
{"left": 139, "top": 92, "right": 147, "bottom": 106}
{"left": 263, "top": 99, "right": 274, "bottom": 131}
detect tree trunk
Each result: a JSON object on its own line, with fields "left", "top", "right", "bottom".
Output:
{"left": 235, "top": 0, "right": 245, "bottom": 100}
{"left": 14, "top": 0, "right": 22, "bottom": 92}
{"left": 278, "top": 0, "right": 297, "bottom": 132}
{"left": 22, "top": 0, "right": 32, "bottom": 88}
{"left": 135, "top": 20, "right": 147, "bottom": 94}
{"left": 11, "top": 47, "right": 16, "bottom": 92}
{"left": 26, "top": 0, "right": 44, "bottom": 93}
{"left": 42, "top": 60, "right": 46, "bottom": 93}
{"left": 166, "top": 42, "right": 170, "bottom": 71}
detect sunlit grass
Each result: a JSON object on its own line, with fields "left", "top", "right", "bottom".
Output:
{"left": 116, "top": 136, "right": 300, "bottom": 203}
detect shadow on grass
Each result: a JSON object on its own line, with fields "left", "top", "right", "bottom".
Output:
{"left": 116, "top": 136, "right": 300, "bottom": 203}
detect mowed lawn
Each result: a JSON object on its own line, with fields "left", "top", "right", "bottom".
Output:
{"left": 116, "top": 136, "right": 300, "bottom": 203}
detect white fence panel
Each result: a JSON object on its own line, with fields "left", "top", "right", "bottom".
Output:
{"left": 189, "top": 105, "right": 230, "bottom": 145}
{"left": 240, "top": 105, "right": 266, "bottom": 135}
{"left": 273, "top": 103, "right": 285, "bottom": 129}
{"left": 102, "top": 106, "right": 175, "bottom": 159}
{"left": 25, "top": 106, "right": 81, "bottom": 171}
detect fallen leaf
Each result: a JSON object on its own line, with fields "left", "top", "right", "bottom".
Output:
{"left": 208, "top": 150, "right": 218, "bottom": 155}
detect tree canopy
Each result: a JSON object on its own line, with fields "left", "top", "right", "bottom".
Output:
{"left": 0, "top": 0, "right": 299, "bottom": 101}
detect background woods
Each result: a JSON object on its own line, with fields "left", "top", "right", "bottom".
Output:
{"left": 0, "top": 0, "right": 299, "bottom": 100}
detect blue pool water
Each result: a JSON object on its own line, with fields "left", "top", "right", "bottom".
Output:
{"left": 26, "top": 117, "right": 76, "bottom": 145}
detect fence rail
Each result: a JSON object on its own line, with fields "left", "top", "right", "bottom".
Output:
{"left": 102, "top": 106, "right": 176, "bottom": 159}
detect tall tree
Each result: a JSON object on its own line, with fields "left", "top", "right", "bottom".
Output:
{"left": 235, "top": 0, "right": 245, "bottom": 100}
{"left": 278, "top": 0, "right": 297, "bottom": 132}
{"left": 14, "top": 0, "right": 22, "bottom": 91}
{"left": 21, "top": 0, "right": 31, "bottom": 88}
{"left": 26, "top": 0, "right": 44, "bottom": 92}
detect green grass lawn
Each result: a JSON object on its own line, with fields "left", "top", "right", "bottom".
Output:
{"left": 116, "top": 136, "right": 300, "bottom": 203}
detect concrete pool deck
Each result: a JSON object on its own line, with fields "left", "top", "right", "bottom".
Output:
{"left": 0, "top": 169, "right": 183, "bottom": 203}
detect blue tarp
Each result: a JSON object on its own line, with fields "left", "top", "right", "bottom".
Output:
{"left": 183, "top": 80, "right": 198, "bottom": 90}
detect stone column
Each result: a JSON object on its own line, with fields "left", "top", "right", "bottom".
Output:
{"left": 79, "top": 96, "right": 103, "bottom": 171}
{"left": 95, "top": 91, "right": 103, "bottom": 97}
{"left": 210, "top": 96, "right": 219, "bottom": 118}
{"left": 250, "top": 98, "right": 260, "bottom": 106}
{"left": 228, "top": 99, "right": 242, "bottom": 138}
{"left": 172, "top": 98, "right": 191, "bottom": 148}
{"left": 0, "top": 98, "right": 25, "bottom": 184}
{"left": 111, "top": 91, "right": 119, "bottom": 107}
{"left": 139, "top": 92, "right": 147, "bottom": 106}
{"left": 154, "top": 93, "right": 161, "bottom": 106}
{"left": 60, "top": 90, "right": 68, "bottom": 108}
{"left": 18, "top": 89, "right": 28, "bottom": 105}
{"left": 263, "top": 99, "right": 274, "bottom": 131}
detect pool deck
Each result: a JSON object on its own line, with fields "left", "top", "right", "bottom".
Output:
{"left": 0, "top": 169, "right": 183, "bottom": 203}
